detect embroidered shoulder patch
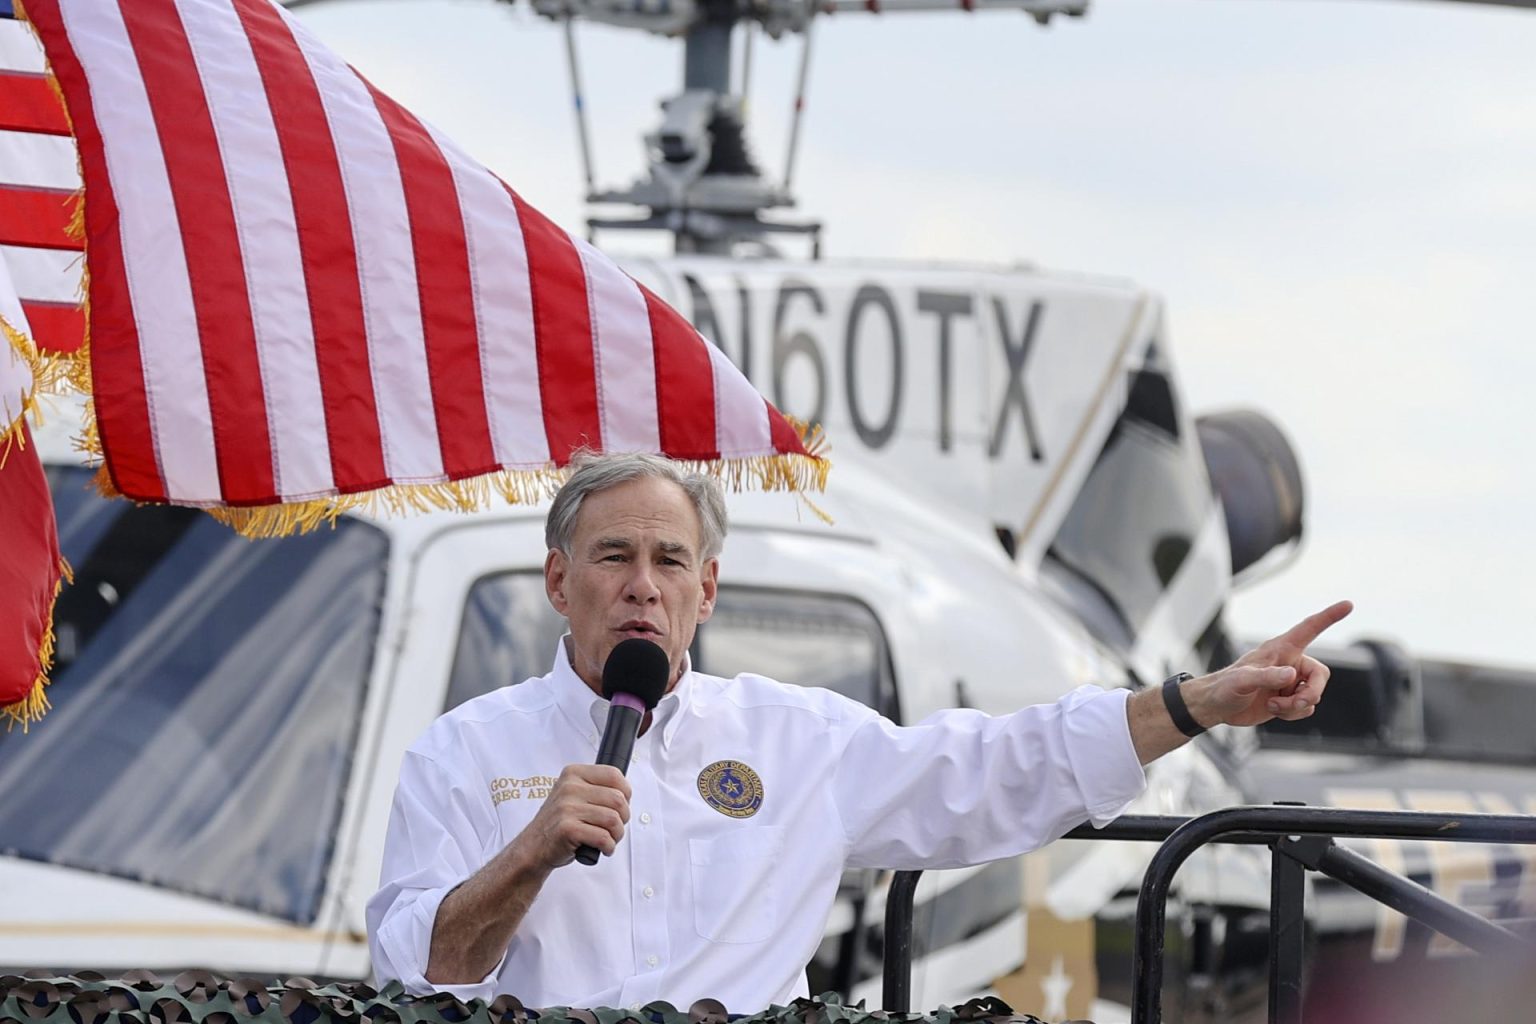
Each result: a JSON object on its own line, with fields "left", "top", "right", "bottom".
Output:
{"left": 697, "top": 760, "right": 764, "bottom": 818}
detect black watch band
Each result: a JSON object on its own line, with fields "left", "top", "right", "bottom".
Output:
{"left": 1161, "top": 672, "right": 1205, "bottom": 738}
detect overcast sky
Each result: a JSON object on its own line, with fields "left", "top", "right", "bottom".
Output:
{"left": 294, "top": 0, "right": 1536, "bottom": 669}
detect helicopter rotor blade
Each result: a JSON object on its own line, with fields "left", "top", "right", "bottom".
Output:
{"left": 1364, "top": 0, "right": 1536, "bottom": 7}
{"left": 810, "top": 0, "right": 1085, "bottom": 17}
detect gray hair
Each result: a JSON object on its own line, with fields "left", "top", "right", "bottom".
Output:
{"left": 545, "top": 452, "right": 729, "bottom": 560}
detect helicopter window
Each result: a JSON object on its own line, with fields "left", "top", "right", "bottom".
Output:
{"left": 695, "top": 588, "right": 898, "bottom": 720}
{"left": 0, "top": 466, "right": 388, "bottom": 925}
{"left": 445, "top": 578, "right": 897, "bottom": 719}
{"left": 445, "top": 573, "right": 568, "bottom": 713}
{"left": 1124, "top": 367, "right": 1180, "bottom": 440}
{"left": 1044, "top": 376, "right": 1213, "bottom": 647}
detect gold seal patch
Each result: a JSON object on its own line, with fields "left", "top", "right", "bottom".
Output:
{"left": 697, "top": 760, "right": 764, "bottom": 819}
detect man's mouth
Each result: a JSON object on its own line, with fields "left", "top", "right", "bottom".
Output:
{"left": 617, "top": 621, "right": 662, "bottom": 639}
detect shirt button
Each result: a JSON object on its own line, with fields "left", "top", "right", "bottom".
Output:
{"left": 643, "top": 886, "right": 655, "bottom": 899}
{"left": 646, "top": 955, "right": 659, "bottom": 968}
{"left": 640, "top": 812, "right": 652, "bottom": 825}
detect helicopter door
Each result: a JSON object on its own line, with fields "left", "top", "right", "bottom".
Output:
{"left": 0, "top": 464, "right": 388, "bottom": 976}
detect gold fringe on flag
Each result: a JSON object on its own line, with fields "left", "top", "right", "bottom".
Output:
{"left": 86, "top": 434, "right": 829, "bottom": 539}
{"left": 78, "top": 438, "right": 830, "bottom": 539}
{"left": 1, "top": 315, "right": 77, "bottom": 470}
{"left": 2, "top": 559, "right": 71, "bottom": 732}
{"left": 196, "top": 424, "right": 831, "bottom": 540}
{"left": 2, "top": 308, "right": 76, "bottom": 390}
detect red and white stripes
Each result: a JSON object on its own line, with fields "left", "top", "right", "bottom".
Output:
{"left": 0, "top": 17, "right": 82, "bottom": 357}
{"left": 17, "top": 0, "right": 817, "bottom": 512}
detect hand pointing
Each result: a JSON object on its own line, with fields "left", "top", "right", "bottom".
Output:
{"left": 1187, "top": 599, "right": 1355, "bottom": 729}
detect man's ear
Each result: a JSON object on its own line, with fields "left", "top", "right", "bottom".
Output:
{"left": 697, "top": 558, "right": 720, "bottom": 624}
{"left": 545, "top": 549, "right": 570, "bottom": 615}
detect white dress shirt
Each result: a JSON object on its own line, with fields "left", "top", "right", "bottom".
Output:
{"left": 367, "top": 639, "right": 1145, "bottom": 1011}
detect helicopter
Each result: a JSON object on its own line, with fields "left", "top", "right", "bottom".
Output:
{"left": 1, "top": 1, "right": 1534, "bottom": 1022}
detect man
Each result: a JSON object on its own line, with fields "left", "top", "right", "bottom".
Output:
{"left": 367, "top": 453, "right": 1350, "bottom": 1011}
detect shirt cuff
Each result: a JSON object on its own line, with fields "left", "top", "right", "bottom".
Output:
{"left": 378, "top": 885, "right": 507, "bottom": 1001}
{"left": 1060, "top": 686, "right": 1146, "bottom": 826}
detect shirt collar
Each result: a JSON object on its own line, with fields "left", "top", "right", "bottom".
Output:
{"left": 550, "top": 635, "right": 695, "bottom": 752}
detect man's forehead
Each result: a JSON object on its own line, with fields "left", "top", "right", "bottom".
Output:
{"left": 571, "top": 477, "right": 702, "bottom": 543}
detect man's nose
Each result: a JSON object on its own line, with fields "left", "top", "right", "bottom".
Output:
{"left": 623, "top": 564, "right": 661, "bottom": 602}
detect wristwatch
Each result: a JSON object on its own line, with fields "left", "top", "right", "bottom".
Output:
{"left": 1160, "top": 671, "right": 1205, "bottom": 738}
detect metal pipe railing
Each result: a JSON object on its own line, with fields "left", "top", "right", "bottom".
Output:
{"left": 880, "top": 805, "right": 1536, "bottom": 1024}
{"left": 1283, "top": 835, "right": 1526, "bottom": 955}
{"left": 879, "top": 870, "right": 924, "bottom": 1014}
{"left": 1130, "top": 806, "right": 1536, "bottom": 1024}
{"left": 879, "top": 815, "right": 1198, "bottom": 1011}
{"left": 1268, "top": 837, "right": 1307, "bottom": 1024}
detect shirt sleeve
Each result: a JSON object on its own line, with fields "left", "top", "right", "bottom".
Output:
{"left": 834, "top": 685, "right": 1146, "bottom": 870}
{"left": 366, "top": 748, "right": 506, "bottom": 1001}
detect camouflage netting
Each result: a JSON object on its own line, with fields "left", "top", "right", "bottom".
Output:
{"left": 0, "top": 976, "right": 1087, "bottom": 1024}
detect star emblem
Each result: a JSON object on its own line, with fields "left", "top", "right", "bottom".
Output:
{"left": 1040, "top": 955, "right": 1073, "bottom": 1020}
{"left": 697, "top": 760, "right": 763, "bottom": 818}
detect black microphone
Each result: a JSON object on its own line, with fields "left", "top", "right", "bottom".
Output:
{"left": 574, "top": 638, "right": 670, "bottom": 866}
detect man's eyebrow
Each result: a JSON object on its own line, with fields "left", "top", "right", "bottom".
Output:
{"left": 586, "top": 537, "right": 695, "bottom": 559}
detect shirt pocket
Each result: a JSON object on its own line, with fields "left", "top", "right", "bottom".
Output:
{"left": 688, "top": 825, "right": 786, "bottom": 945}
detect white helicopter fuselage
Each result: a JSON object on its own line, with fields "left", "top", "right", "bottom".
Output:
{"left": 629, "top": 255, "right": 1232, "bottom": 681}
{"left": 0, "top": 256, "right": 1236, "bottom": 1015}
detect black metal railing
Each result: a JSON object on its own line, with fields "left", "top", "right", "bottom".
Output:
{"left": 880, "top": 805, "right": 1536, "bottom": 1024}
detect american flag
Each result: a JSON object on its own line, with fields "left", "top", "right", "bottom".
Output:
{"left": 0, "top": 254, "right": 64, "bottom": 727}
{"left": 0, "top": 411, "right": 63, "bottom": 727}
{"left": 0, "top": 4, "right": 83, "bottom": 359}
{"left": 1, "top": 7, "right": 73, "bottom": 726}
{"left": 12, "top": 0, "right": 823, "bottom": 526}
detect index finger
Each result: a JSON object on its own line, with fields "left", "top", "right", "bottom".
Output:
{"left": 1277, "top": 599, "right": 1354, "bottom": 649}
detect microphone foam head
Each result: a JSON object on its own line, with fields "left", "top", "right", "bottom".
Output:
{"left": 601, "top": 638, "right": 671, "bottom": 709}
